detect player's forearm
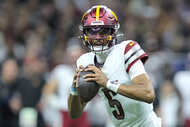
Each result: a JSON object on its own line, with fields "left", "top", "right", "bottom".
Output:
{"left": 106, "top": 74, "right": 155, "bottom": 103}
{"left": 68, "top": 94, "right": 85, "bottom": 119}
{"left": 118, "top": 83, "right": 155, "bottom": 103}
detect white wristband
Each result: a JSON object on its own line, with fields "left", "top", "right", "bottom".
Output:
{"left": 106, "top": 80, "right": 120, "bottom": 92}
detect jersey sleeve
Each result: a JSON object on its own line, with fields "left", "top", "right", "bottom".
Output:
{"left": 129, "top": 60, "right": 146, "bottom": 79}
{"left": 124, "top": 41, "right": 148, "bottom": 73}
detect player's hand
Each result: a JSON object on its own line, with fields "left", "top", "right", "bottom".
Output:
{"left": 83, "top": 65, "right": 109, "bottom": 87}
{"left": 72, "top": 65, "right": 84, "bottom": 89}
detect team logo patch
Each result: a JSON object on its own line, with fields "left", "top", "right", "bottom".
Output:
{"left": 110, "top": 80, "right": 119, "bottom": 85}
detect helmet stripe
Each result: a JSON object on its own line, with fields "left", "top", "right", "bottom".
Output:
{"left": 96, "top": 5, "right": 100, "bottom": 20}
{"left": 81, "top": 12, "right": 87, "bottom": 23}
{"left": 111, "top": 11, "right": 118, "bottom": 21}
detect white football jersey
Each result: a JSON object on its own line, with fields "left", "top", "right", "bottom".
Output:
{"left": 77, "top": 40, "right": 161, "bottom": 127}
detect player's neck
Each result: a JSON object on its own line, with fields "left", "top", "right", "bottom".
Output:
{"left": 93, "top": 47, "right": 113, "bottom": 64}
{"left": 95, "top": 52, "right": 108, "bottom": 64}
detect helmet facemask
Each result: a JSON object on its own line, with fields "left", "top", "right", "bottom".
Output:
{"left": 82, "top": 27, "right": 116, "bottom": 54}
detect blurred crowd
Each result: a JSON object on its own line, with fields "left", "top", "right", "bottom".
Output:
{"left": 0, "top": 0, "right": 190, "bottom": 127}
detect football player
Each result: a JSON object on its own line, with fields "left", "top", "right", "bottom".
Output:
{"left": 68, "top": 5, "right": 161, "bottom": 127}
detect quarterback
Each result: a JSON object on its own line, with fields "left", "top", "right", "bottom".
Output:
{"left": 68, "top": 5, "right": 161, "bottom": 127}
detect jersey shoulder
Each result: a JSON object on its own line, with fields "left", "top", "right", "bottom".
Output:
{"left": 119, "top": 40, "right": 138, "bottom": 51}
{"left": 119, "top": 40, "right": 149, "bottom": 72}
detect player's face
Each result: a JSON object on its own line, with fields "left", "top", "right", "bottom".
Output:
{"left": 85, "top": 27, "right": 112, "bottom": 46}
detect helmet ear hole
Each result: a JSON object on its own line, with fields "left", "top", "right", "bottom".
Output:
{"left": 111, "top": 29, "right": 115, "bottom": 35}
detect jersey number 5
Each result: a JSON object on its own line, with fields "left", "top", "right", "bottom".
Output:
{"left": 102, "top": 89, "right": 125, "bottom": 120}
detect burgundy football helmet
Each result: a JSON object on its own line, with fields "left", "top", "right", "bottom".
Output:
{"left": 79, "top": 5, "right": 120, "bottom": 54}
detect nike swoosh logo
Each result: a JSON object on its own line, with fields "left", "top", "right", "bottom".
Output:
{"left": 129, "top": 41, "right": 135, "bottom": 46}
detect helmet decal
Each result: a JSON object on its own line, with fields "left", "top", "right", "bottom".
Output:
{"left": 81, "top": 12, "right": 87, "bottom": 23}
{"left": 111, "top": 11, "right": 118, "bottom": 21}
{"left": 96, "top": 5, "right": 100, "bottom": 20}
{"left": 91, "top": 20, "right": 104, "bottom": 25}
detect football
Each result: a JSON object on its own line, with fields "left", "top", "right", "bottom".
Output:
{"left": 76, "top": 66, "right": 100, "bottom": 102}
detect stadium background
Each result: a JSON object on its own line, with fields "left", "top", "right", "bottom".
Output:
{"left": 0, "top": 0, "right": 190, "bottom": 127}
